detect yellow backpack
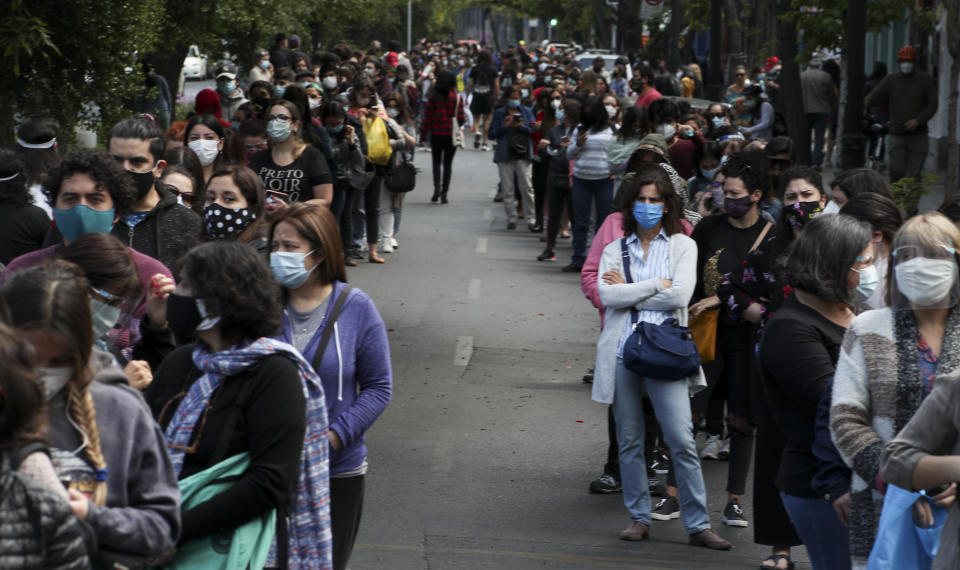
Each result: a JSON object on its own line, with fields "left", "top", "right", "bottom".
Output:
{"left": 363, "top": 116, "right": 393, "bottom": 166}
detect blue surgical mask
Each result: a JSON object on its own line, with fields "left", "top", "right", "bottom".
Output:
{"left": 555, "top": 109, "right": 565, "bottom": 121}
{"left": 260, "top": 60, "right": 271, "bottom": 70}
{"left": 524, "top": 74, "right": 536, "bottom": 84}
{"left": 632, "top": 202, "right": 663, "bottom": 229}
{"left": 520, "top": 89, "right": 530, "bottom": 99}
{"left": 711, "top": 116, "right": 726, "bottom": 128}
{"left": 275, "top": 84, "right": 287, "bottom": 98}
{"left": 267, "top": 118, "right": 292, "bottom": 142}
{"left": 508, "top": 99, "right": 521, "bottom": 108}
{"left": 270, "top": 250, "right": 317, "bottom": 289}
{"left": 850, "top": 264, "right": 879, "bottom": 305}
{"left": 54, "top": 204, "right": 115, "bottom": 241}
{"left": 90, "top": 298, "right": 122, "bottom": 339}
{"left": 326, "top": 123, "right": 344, "bottom": 134}
{"left": 218, "top": 80, "right": 236, "bottom": 95}
{"left": 701, "top": 165, "right": 721, "bottom": 179}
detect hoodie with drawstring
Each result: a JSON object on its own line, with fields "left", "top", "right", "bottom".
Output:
{"left": 278, "top": 281, "right": 393, "bottom": 475}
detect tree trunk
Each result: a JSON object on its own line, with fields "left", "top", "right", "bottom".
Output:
{"left": 665, "top": 0, "right": 684, "bottom": 69}
{"left": 776, "top": 0, "right": 810, "bottom": 164}
{"left": 153, "top": 42, "right": 192, "bottom": 120}
{"left": 592, "top": 0, "right": 611, "bottom": 50}
{"left": 947, "top": 0, "right": 960, "bottom": 200}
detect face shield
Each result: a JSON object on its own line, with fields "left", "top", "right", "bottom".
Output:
{"left": 890, "top": 243, "right": 960, "bottom": 310}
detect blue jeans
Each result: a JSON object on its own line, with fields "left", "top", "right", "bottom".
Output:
{"left": 612, "top": 360, "right": 710, "bottom": 534}
{"left": 780, "top": 492, "right": 851, "bottom": 570}
{"left": 571, "top": 176, "right": 613, "bottom": 266}
{"left": 806, "top": 113, "right": 828, "bottom": 166}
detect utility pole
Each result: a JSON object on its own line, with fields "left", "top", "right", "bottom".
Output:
{"left": 606, "top": 0, "right": 619, "bottom": 51}
{"left": 407, "top": 0, "right": 412, "bottom": 53}
{"left": 840, "top": 0, "right": 866, "bottom": 169}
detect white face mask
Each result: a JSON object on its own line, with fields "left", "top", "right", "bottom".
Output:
{"left": 386, "top": 107, "right": 400, "bottom": 119}
{"left": 822, "top": 200, "right": 841, "bottom": 215}
{"left": 322, "top": 76, "right": 338, "bottom": 90}
{"left": 605, "top": 105, "right": 618, "bottom": 119}
{"left": 655, "top": 123, "right": 677, "bottom": 142}
{"left": 550, "top": 99, "right": 562, "bottom": 110}
{"left": 36, "top": 367, "right": 73, "bottom": 400}
{"left": 188, "top": 139, "right": 220, "bottom": 166}
{"left": 900, "top": 62, "right": 914, "bottom": 74}
{"left": 308, "top": 98, "right": 321, "bottom": 110}
{"left": 895, "top": 258, "right": 958, "bottom": 307}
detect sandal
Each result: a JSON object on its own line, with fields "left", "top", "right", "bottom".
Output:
{"left": 344, "top": 258, "right": 357, "bottom": 267}
{"left": 369, "top": 255, "right": 386, "bottom": 264}
{"left": 759, "top": 554, "right": 794, "bottom": 570}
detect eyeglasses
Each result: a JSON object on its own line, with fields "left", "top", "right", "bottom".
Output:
{"left": 893, "top": 244, "right": 957, "bottom": 261}
{"left": 267, "top": 114, "right": 291, "bottom": 122}
{"left": 244, "top": 143, "right": 269, "bottom": 152}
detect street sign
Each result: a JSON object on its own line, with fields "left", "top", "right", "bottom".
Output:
{"left": 640, "top": 0, "right": 664, "bottom": 19}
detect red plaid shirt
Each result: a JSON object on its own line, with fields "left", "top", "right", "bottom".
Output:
{"left": 421, "top": 90, "right": 466, "bottom": 138}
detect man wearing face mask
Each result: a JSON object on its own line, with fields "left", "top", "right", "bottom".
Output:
{"left": 592, "top": 56, "right": 611, "bottom": 84}
{"left": 649, "top": 98, "right": 700, "bottom": 180}
{"left": 106, "top": 117, "right": 201, "bottom": 272}
{"left": 215, "top": 63, "right": 249, "bottom": 124}
{"left": 864, "top": 45, "right": 938, "bottom": 183}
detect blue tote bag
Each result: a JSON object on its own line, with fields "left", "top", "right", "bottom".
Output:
{"left": 868, "top": 483, "right": 948, "bottom": 570}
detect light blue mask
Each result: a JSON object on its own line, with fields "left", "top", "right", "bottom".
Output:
{"left": 632, "top": 202, "right": 663, "bottom": 229}
{"left": 54, "top": 204, "right": 115, "bottom": 242}
{"left": 275, "top": 84, "right": 287, "bottom": 98}
{"left": 701, "top": 165, "right": 721, "bottom": 180}
{"left": 850, "top": 264, "right": 879, "bottom": 305}
{"left": 508, "top": 99, "right": 521, "bottom": 108}
{"left": 555, "top": 109, "right": 565, "bottom": 122}
{"left": 218, "top": 80, "right": 236, "bottom": 95}
{"left": 90, "top": 297, "right": 122, "bottom": 339}
{"left": 270, "top": 250, "right": 317, "bottom": 289}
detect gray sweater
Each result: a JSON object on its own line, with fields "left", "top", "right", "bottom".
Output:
{"left": 864, "top": 70, "right": 938, "bottom": 135}
{"left": 47, "top": 351, "right": 180, "bottom": 558}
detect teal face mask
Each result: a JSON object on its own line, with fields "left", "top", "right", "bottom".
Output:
{"left": 90, "top": 297, "right": 122, "bottom": 339}
{"left": 54, "top": 204, "right": 115, "bottom": 241}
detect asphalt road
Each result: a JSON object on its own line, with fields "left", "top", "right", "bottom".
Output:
{"left": 340, "top": 145, "right": 811, "bottom": 570}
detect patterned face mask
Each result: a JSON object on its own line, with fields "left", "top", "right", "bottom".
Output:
{"left": 203, "top": 204, "right": 256, "bottom": 239}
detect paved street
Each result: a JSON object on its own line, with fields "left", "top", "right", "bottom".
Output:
{"left": 340, "top": 146, "right": 811, "bottom": 570}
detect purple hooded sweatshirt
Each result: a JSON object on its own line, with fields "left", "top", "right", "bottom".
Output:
{"left": 278, "top": 280, "right": 392, "bottom": 475}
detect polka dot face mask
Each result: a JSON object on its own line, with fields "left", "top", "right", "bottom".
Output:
{"left": 203, "top": 204, "right": 257, "bottom": 240}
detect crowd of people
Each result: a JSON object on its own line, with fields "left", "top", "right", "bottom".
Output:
{"left": 0, "top": 31, "right": 956, "bottom": 570}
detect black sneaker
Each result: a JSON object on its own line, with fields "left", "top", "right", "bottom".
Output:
{"left": 506, "top": 222, "right": 517, "bottom": 230}
{"left": 474, "top": 134, "right": 481, "bottom": 149}
{"left": 581, "top": 368, "right": 594, "bottom": 383}
{"left": 588, "top": 474, "right": 622, "bottom": 494}
{"left": 722, "top": 498, "right": 749, "bottom": 527}
{"left": 650, "top": 448, "right": 671, "bottom": 475}
{"left": 651, "top": 495, "right": 680, "bottom": 520}
{"left": 561, "top": 263, "right": 582, "bottom": 273}
{"left": 537, "top": 248, "right": 556, "bottom": 261}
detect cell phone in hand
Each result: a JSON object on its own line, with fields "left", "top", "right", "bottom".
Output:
{"left": 266, "top": 190, "right": 289, "bottom": 204}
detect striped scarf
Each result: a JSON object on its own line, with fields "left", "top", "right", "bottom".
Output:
{"left": 164, "top": 338, "right": 333, "bottom": 569}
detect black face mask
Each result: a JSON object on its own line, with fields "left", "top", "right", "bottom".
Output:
{"left": 128, "top": 167, "right": 156, "bottom": 200}
{"left": 166, "top": 293, "right": 203, "bottom": 340}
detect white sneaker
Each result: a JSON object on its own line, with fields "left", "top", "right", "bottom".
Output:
{"left": 380, "top": 241, "right": 394, "bottom": 254}
{"left": 700, "top": 435, "right": 721, "bottom": 460}
{"left": 718, "top": 438, "right": 730, "bottom": 460}
{"left": 389, "top": 236, "right": 399, "bottom": 249}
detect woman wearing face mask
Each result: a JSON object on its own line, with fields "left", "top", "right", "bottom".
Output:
{"left": 839, "top": 193, "right": 903, "bottom": 310}
{"left": 202, "top": 164, "right": 268, "bottom": 252}
{"left": 268, "top": 203, "right": 392, "bottom": 570}
{"left": 725, "top": 66, "right": 753, "bottom": 127}
{"left": 489, "top": 84, "right": 537, "bottom": 232}
{"left": 564, "top": 96, "right": 616, "bottom": 272}
{"left": 145, "top": 241, "right": 333, "bottom": 569}
{"left": 383, "top": 91, "right": 416, "bottom": 251}
{"left": 248, "top": 100, "right": 333, "bottom": 208}
{"left": 160, "top": 146, "right": 205, "bottom": 216}
{"left": 608, "top": 107, "right": 650, "bottom": 193}
{"left": 249, "top": 49, "right": 273, "bottom": 84}
{"left": 704, "top": 104, "right": 732, "bottom": 139}
{"left": 322, "top": 101, "right": 366, "bottom": 267}
{"left": 1, "top": 262, "right": 181, "bottom": 565}
{"left": 537, "top": 98, "right": 580, "bottom": 262}
{"left": 687, "top": 141, "right": 725, "bottom": 200}
{"left": 421, "top": 70, "right": 465, "bottom": 205}
{"left": 830, "top": 213, "right": 960, "bottom": 568}
{"left": 184, "top": 114, "right": 226, "bottom": 183}
{"left": 715, "top": 166, "right": 834, "bottom": 570}
{"left": 759, "top": 214, "right": 875, "bottom": 570}
{"left": 649, "top": 98, "right": 700, "bottom": 180}
{"left": 603, "top": 94, "right": 622, "bottom": 131}
{"left": 739, "top": 84, "right": 775, "bottom": 141}
{"left": 687, "top": 153, "right": 772, "bottom": 530}
{"left": 593, "top": 165, "right": 731, "bottom": 551}
{"left": 529, "top": 87, "right": 561, "bottom": 234}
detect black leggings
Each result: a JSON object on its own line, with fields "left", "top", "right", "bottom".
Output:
{"left": 545, "top": 178, "right": 573, "bottom": 249}
{"left": 431, "top": 134, "right": 456, "bottom": 193}
{"left": 531, "top": 157, "right": 549, "bottom": 227}
{"left": 331, "top": 475, "right": 365, "bottom": 570}
{"left": 364, "top": 176, "right": 381, "bottom": 246}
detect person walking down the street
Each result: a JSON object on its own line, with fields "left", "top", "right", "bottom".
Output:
{"left": 421, "top": 70, "right": 465, "bottom": 204}
{"left": 0, "top": 149, "right": 50, "bottom": 265}
{"left": 565, "top": 96, "right": 616, "bottom": 273}
{"left": 800, "top": 62, "right": 836, "bottom": 168}
{"left": 0, "top": 322, "right": 94, "bottom": 570}
{"left": 724, "top": 66, "right": 752, "bottom": 127}
{"left": 489, "top": 85, "right": 537, "bottom": 232}
{"left": 268, "top": 203, "right": 392, "bottom": 570}
{"left": 831, "top": 213, "right": 960, "bottom": 567}
{"left": 593, "top": 165, "right": 732, "bottom": 551}
{"left": 2, "top": 262, "right": 181, "bottom": 565}
{"left": 468, "top": 50, "right": 499, "bottom": 151}
{"left": 688, "top": 152, "right": 772, "bottom": 530}
{"left": 863, "top": 45, "right": 938, "bottom": 183}
{"left": 760, "top": 214, "right": 877, "bottom": 570}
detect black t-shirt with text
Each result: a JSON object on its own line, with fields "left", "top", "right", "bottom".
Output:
{"left": 249, "top": 146, "right": 333, "bottom": 203}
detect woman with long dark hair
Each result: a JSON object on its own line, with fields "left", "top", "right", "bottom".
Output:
{"left": 184, "top": 114, "right": 227, "bottom": 183}
{"left": 0, "top": 149, "right": 50, "bottom": 265}
{"left": 421, "top": 69, "right": 465, "bottom": 204}
{"left": 15, "top": 117, "right": 60, "bottom": 216}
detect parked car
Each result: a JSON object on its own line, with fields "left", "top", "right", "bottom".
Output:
{"left": 181, "top": 45, "right": 209, "bottom": 80}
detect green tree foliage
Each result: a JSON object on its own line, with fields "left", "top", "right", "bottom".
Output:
{"left": 0, "top": 0, "right": 162, "bottom": 147}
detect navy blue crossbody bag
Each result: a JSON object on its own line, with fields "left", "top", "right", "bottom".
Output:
{"left": 619, "top": 238, "right": 701, "bottom": 380}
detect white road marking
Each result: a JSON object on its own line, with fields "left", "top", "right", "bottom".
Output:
{"left": 467, "top": 278, "right": 482, "bottom": 300}
{"left": 476, "top": 237, "right": 488, "bottom": 253}
{"left": 454, "top": 335, "right": 474, "bottom": 366}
